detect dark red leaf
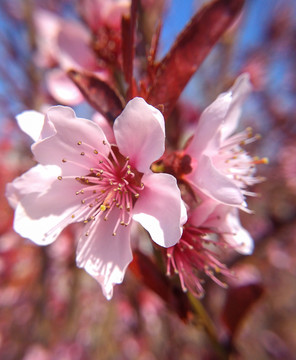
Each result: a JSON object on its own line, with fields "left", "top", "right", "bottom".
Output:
{"left": 129, "top": 250, "right": 191, "bottom": 320}
{"left": 147, "top": 0, "right": 245, "bottom": 119}
{"left": 221, "top": 283, "right": 264, "bottom": 337}
{"left": 67, "top": 69, "right": 124, "bottom": 123}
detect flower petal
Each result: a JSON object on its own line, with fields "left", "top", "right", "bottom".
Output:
{"left": 189, "top": 196, "right": 218, "bottom": 228}
{"left": 46, "top": 69, "right": 84, "bottom": 105}
{"left": 189, "top": 154, "right": 244, "bottom": 206}
{"left": 92, "top": 112, "right": 115, "bottom": 144}
{"left": 220, "top": 73, "right": 252, "bottom": 141}
{"left": 16, "top": 110, "right": 45, "bottom": 142}
{"left": 7, "top": 165, "right": 83, "bottom": 245}
{"left": 5, "top": 164, "right": 60, "bottom": 209}
{"left": 223, "top": 208, "right": 254, "bottom": 254}
{"left": 132, "top": 173, "right": 186, "bottom": 247}
{"left": 114, "top": 98, "right": 165, "bottom": 173}
{"left": 76, "top": 207, "right": 133, "bottom": 299}
{"left": 57, "top": 19, "right": 97, "bottom": 71}
{"left": 32, "top": 106, "right": 109, "bottom": 175}
{"left": 186, "top": 91, "right": 232, "bottom": 159}
{"left": 202, "top": 205, "right": 254, "bottom": 255}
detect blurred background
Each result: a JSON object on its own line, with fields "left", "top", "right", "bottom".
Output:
{"left": 1, "top": 0, "right": 296, "bottom": 359}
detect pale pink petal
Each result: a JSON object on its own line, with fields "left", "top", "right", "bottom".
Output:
{"left": 5, "top": 164, "right": 60, "bottom": 208}
{"left": 46, "top": 69, "right": 84, "bottom": 105}
{"left": 114, "top": 98, "right": 165, "bottom": 173}
{"left": 81, "top": 0, "right": 130, "bottom": 31}
{"left": 189, "top": 196, "right": 218, "bottom": 228}
{"left": 202, "top": 205, "right": 254, "bottom": 254}
{"left": 132, "top": 173, "right": 186, "bottom": 247}
{"left": 186, "top": 91, "right": 232, "bottom": 159}
{"left": 57, "top": 21, "right": 96, "bottom": 71}
{"left": 76, "top": 207, "right": 133, "bottom": 299}
{"left": 8, "top": 168, "right": 83, "bottom": 245}
{"left": 223, "top": 209, "right": 254, "bottom": 254}
{"left": 220, "top": 73, "right": 252, "bottom": 141}
{"left": 32, "top": 106, "right": 109, "bottom": 175}
{"left": 188, "top": 154, "right": 244, "bottom": 206}
{"left": 92, "top": 112, "right": 115, "bottom": 143}
{"left": 34, "top": 9, "right": 60, "bottom": 67}
{"left": 16, "top": 110, "right": 44, "bottom": 142}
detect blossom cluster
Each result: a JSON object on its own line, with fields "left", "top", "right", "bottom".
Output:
{"left": 5, "top": 1, "right": 267, "bottom": 300}
{"left": 6, "top": 73, "right": 265, "bottom": 299}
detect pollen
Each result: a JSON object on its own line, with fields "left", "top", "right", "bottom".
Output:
{"left": 100, "top": 204, "right": 107, "bottom": 212}
{"left": 77, "top": 141, "right": 82, "bottom": 145}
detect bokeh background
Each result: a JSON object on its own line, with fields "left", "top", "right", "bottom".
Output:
{"left": 1, "top": 0, "right": 296, "bottom": 359}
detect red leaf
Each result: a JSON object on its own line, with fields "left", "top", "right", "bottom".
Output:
{"left": 68, "top": 69, "right": 124, "bottom": 123}
{"left": 147, "top": 0, "right": 245, "bottom": 118}
{"left": 221, "top": 283, "right": 264, "bottom": 337}
{"left": 129, "top": 250, "right": 191, "bottom": 320}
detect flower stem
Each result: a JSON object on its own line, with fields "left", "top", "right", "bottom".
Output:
{"left": 187, "top": 292, "right": 228, "bottom": 360}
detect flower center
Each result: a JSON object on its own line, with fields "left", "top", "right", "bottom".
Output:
{"left": 58, "top": 140, "right": 143, "bottom": 236}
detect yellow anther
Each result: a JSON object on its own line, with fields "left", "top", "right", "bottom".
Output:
{"left": 62, "top": 158, "right": 67, "bottom": 163}
{"left": 77, "top": 141, "right": 82, "bottom": 145}
{"left": 100, "top": 204, "right": 107, "bottom": 212}
{"left": 262, "top": 157, "right": 269, "bottom": 164}
{"left": 80, "top": 152, "right": 85, "bottom": 156}
{"left": 57, "top": 176, "right": 62, "bottom": 180}
{"left": 151, "top": 163, "right": 165, "bottom": 173}
{"left": 94, "top": 149, "right": 98, "bottom": 154}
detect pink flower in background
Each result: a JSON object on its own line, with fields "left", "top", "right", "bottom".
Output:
{"left": 166, "top": 202, "right": 253, "bottom": 297}
{"left": 185, "top": 74, "right": 266, "bottom": 209}
{"left": 6, "top": 98, "right": 186, "bottom": 299}
{"left": 80, "top": 0, "right": 131, "bottom": 31}
{"left": 34, "top": 9, "right": 108, "bottom": 105}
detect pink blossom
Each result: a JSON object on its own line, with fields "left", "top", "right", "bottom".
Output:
{"left": 166, "top": 197, "right": 254, "bottom": 297}
{"left": 185, "top": 73, "right": 266, "bottom": 209}
{"left": 34, "top": 9, "right": 107, "bottom": 105}
{"left": 6, "top": 98, "right": 186, "bottom": 299}
{"left": 80, "top": 0, "right": 131, "bottom": 32}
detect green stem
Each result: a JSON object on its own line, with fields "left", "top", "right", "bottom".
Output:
{"left": 187, "top": 292, "right": 229, "bottom": 360}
